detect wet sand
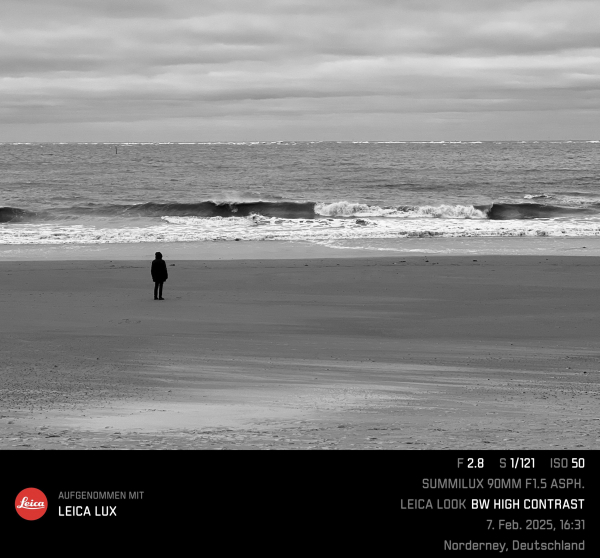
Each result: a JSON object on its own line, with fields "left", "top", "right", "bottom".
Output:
{"left": 1, "top": 256, "right": 599, "bottom": 449}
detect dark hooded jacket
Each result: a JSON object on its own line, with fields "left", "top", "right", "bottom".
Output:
{"left": 151, "top": 257, "right": 168, "bottom": 282}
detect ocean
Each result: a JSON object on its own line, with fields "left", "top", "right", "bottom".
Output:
{"left": 1, "top": 141, "right": 599, "bottom": 253}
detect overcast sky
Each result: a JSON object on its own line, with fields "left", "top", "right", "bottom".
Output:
{"left": 1, "top": 0, "right": 599, "bottom": 141}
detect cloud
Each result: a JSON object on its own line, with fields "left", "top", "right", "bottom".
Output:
{"left": 1, "top": 0, "right": 599, "bottom": 139}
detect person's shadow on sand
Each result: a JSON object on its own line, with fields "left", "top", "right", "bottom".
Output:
{"left": 151, "top": 252, "right": 168, "bottom": 300}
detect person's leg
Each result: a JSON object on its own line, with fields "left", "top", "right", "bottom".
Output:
{"left": 154, "top": 282, "right": 159, "bottom": 299}
{"left": 158, "top": 282, "right": 164, "bottom": 299}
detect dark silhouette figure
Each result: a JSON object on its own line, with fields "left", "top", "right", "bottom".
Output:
{"left": 151, "top": 252, "right": 168, "bottom": 300}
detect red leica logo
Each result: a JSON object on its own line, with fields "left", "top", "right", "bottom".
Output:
{"left": 15, "top": 488, "right": 48, "bottom": 521}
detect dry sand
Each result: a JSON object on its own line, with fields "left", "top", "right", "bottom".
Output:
{"left": 1, "top": 255, "right": 599, "bottom": 449}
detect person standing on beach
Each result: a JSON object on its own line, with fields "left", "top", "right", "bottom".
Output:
{"left": 151, "top": 252, "right": 168, "bottom": 300}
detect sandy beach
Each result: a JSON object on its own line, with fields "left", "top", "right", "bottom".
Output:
{"left": 1, "top": 254, "right": 599, "bottom": 449}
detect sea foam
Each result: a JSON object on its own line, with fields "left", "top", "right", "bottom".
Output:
{"left": 4, "top": 216, "right": 600, "bottom": 245}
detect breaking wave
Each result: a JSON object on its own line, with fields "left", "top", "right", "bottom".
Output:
{"left": 483, "top": 203, "right": 598, "bottom": 220}
{"left": 0, "top": 207, "right": 42, "bottom": 223}
{"left": 315, "top": 201, "right": 487, "bottom": 219}
{"left": 3, "top": 199, "right": 600, "bottom": 225}
{"left": 0, "top": 201, "right": 316, "bottom": 222}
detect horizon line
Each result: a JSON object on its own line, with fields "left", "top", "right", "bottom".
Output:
{"left": 1, "top": 139, "right": 598, "bottom": 145}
